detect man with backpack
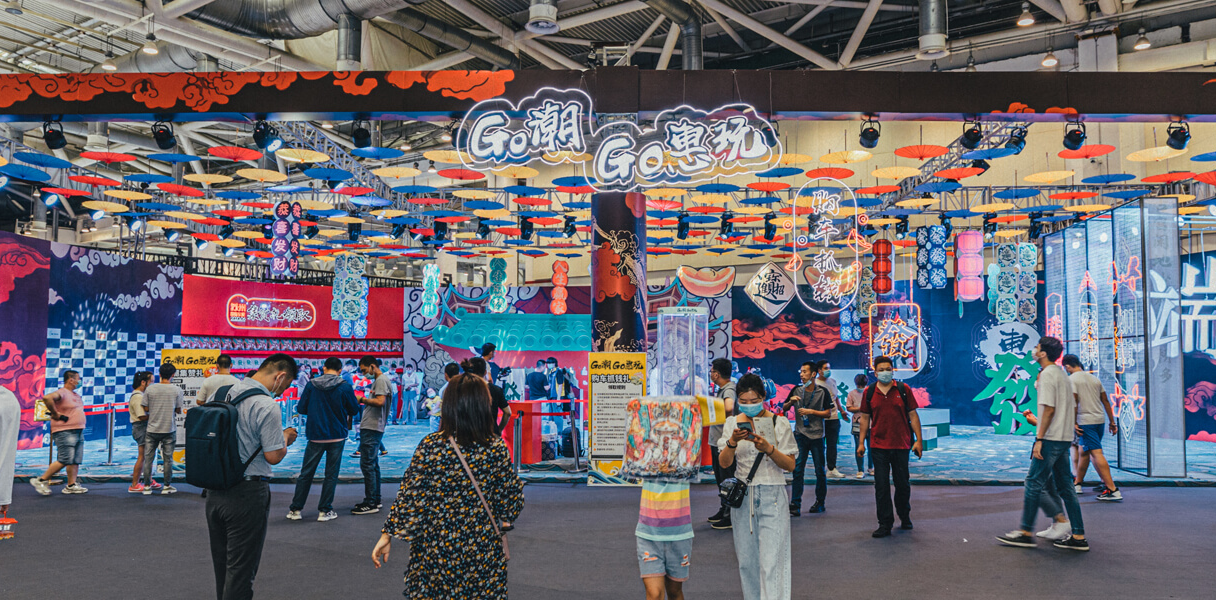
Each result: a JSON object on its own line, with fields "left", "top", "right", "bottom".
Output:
{"left": 856, "top": 355, "right": 923, "bottom": 538}
{"left": 198, "top": 353, "right": 299, "bottom": 600}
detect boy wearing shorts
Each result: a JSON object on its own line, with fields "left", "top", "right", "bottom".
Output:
{"left": 1062, "top": 355, "right": 1121, "bottom": 501}
{"left": 127, "top": 372, "right": 159, "bottom": 493}
{"left": 636, "top": 480, "right": 691, "bottom": 600}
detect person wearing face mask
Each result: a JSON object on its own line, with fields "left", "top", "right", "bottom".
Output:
{"left": 815, "top": 361, "right": 849, "bottom": 479}
{"left": 781, "top": 362, "right": 831, "bottom": 516}
{"left": 205, "top": 353, "right": 300, "bottom": 600}
{"left": 856, "top": 356, "right": 923, "bottom": 538}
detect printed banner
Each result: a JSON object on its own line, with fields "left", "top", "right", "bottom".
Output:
{"left": 587, "top": 352, "right": 646, "bottom": 486}
{"left": 161, "top": 349, "right": 220, "bottom": 447}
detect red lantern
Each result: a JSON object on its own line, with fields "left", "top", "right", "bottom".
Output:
{"left": 871, "top": 240, "right": 893, "bottom": 295}
{"left": 550, "top": 260, "right": 569, "bottom": 315}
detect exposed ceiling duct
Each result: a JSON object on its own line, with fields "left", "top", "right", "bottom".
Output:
{"left": 336, "top": 13, "right": 362, "bottom": 70}
{"left": 641, "top": 0, "right": 703, "bottom": 70}
{"left": 184, "top": 0, "right": 423, "bottom": 39}
{"left": 86, "top": 40, "right": 203, "bottom": 73}
{"left": 379, "top": 8, "right": 521, "bottom": 69}
{"left": 917, "top": 0, "right": 950, "bottom": 60}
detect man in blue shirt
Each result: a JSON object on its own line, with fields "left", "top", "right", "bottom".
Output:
{"left": 525, "top": 359, "right": 550, "bottom": 400}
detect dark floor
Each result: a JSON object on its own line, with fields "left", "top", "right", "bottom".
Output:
{"left": 1, "top": 481, "right": 1210, "bottom": 599}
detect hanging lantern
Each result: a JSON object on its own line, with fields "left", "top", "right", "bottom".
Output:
{"left": 995, "top": 243, "right": 1018, "bottom": 323}
{"left": 915, "top": 225, "right": 948, "bottom": 289}
{"left": 488, "top": 257, "right": 509, "bottom": 313}
{"left": 871, "top": 239, "right": 893, "bottom": 295}
{"left": 955, "top": 231, "right": 985, "bottom": 301}
{"left": 1016, "top": 242, "right": 1037, "bottom": 323}
{"left": 551, "top": 260, "right": 569, "bottom": 315}
{"left": 332, "top": 254, "right": 369, "bottom": 338}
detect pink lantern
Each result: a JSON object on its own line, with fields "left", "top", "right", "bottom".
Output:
{"left": 955, "top": 231, "right": 984, "bottom": 301}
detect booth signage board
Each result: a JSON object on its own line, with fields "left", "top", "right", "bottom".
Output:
{"left": 160, "top": 349, "right": 220, "bottom": 447}
{"left": 587, "top": 352, "right": 646, "bottom": 485}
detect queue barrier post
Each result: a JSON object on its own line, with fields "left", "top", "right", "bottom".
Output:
{"left": 99, "top": 402, "right": 117, "bottom": 466}
{"left": 512, "top": 410, "right": 522, "bottom": 474}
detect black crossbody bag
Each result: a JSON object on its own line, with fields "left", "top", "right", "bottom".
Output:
{"left": 718, "top": 415, "right": 778, "bottom": 509}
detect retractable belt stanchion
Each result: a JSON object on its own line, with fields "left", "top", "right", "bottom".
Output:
{"left": 99, "top": 402, "right": 117, "bottom": 466}
{"left": 513, "top": 411, "right": 522, "bottom": 474}
{"left": 567, "top": 398, "right": 585, "bottom": 473}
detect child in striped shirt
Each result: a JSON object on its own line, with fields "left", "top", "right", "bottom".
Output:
{"left": 636, "top": 480, "right": 692, "bottom": 600}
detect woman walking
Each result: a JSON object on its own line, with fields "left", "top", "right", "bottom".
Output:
{"left": 373, "top": 372, "right": 524, "bottom": 599}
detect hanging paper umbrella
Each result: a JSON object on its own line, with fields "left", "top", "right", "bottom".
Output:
{"left": 236, "top": 168, "right": 288, "bottom": 183}
{"left": 1142, "top": 171, "right": 1195, "bottom": 184}
{"left": 1050, "top": 191, "right": 1099, "bottom": 201}
{"left": 754, "top": 167, "right": 802, "bottom": 178}
{"left": 0, "top": 164, "right": 51, "bottom": 182}
{"left": 820, "top": 150, "right": 873, "bottom": 164}
{"left": 350, "top": 195, "right": 392, "bottom": 207}
{"left": 42, "top": 187, "right": 91, "bottom": 198}
{"left": 267, "top": 185, "right": 311, "bottom": 193}
{"left": 217, "top": 190, "right": 262, "bottom": 200}
{"left": 333, "top": 186, "right": 375, "bottom": 196}
{"left": 13, "top": 151, "right": 73, "bottom": 169}
{"left": 993, "top": 188, "right": 1041, "bottom": 200}
{"left": 69, "top": 174, "right": 121, "bottom": 186}
{"left": 895, "top": 145, "right": 949, "bottom": 160}
{"left": 855, "top": 185, "right": 900, "bottom": 195}
{"left": 806, "top": 167, "right": 854, "bottom": 179}
{"left": 157, "top": 183, "right": 205, "bottom": 197}
{"left": 207, "top": 146, "right": 263, "bottom": 161}
{"left": 184, "top": 173, "right": 234, "bottom": 185}
{"left": 125, "top": 173, "right": 174, "bottom": 184}
{"left": 1058, "top": 144, "right": 1115, "bottom": 160}
{"left": 491, "top": 165, "right": 539, "bottom": 179}
{"left": 147, "top": 153, "right": 199, "bottom": 164}
{"left": 304, "top": 167, "right": 353, "bottom": 181}
{"left": 1081, "top": 173, "right": 1135, "bottom": 184}
{"left": 136, "top": 201, "right": 180, "bottom": 212}
{"left": 437, "top": 168, "right": 484, "bottom": 180}
{"left": 80, "top": 151, "right": 137, "bottom": 164}
{"left": 934, "top": 167, "right": 984, "bottom": 180}
{"left": 961, "top": 147, "right": 1019, "bottom": 160}
{"left": 350, "top": 146, "right": 404, "bottom": 160}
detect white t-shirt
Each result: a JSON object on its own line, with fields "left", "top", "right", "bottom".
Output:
{"left": 198, "top": 373, "right": 241, "bottom": 405}
{"left": 1036, "top": 364, "right": 1076, "bottom": 442}
{"left": 717, "top": 414, "right": 797, "bottom": 486}
{"left": 1071, "top": 371, "right": 1107, "bottom": 426}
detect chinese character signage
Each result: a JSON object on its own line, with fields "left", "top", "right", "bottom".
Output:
{"left": 226, "top": 294, "right": 316, "bottom": 331}
{"left": 790, "top": 181, "right": 860, "bottom": 314}
{"left": 269, "top": 200, "right": 301, "bottom": 278}
{"left": 744, "top": 261, "right": 795, "bottom": 319}
{"left": 868, "top": 302, "right": 922, "bottom": 372}
{"left": 588, "top": 352, "right": 647, "bottom": 486}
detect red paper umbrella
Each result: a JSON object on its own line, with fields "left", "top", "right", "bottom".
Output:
{"left": 195, "top": 217, "right": 231, "bottom": 226}
{"left": 892, "top": 239, "right": 917, "bottom": 247}
{"left": 495, "top": 227, "right": 522, "bottom": 236}
{"left": 771, "top": 253, "right": 791, "bottom": 259}
{"left": 687, "top": 229, "right": 712, "bottom": 237}
{"left": 334, "top": 186, "right": 375, "bottom": 196}
{"left": 462, "top": 239, "right": 493, "bottom": 246}
{"left": 687, "top": 205, "right": 725, "bottom": 214}
{"left": 346, "top": 244, "right": 371, "bottom": 250}
{"left": 576, "top": 225, "right": 592, "bottom": 233}
{"left": 1142, "top": 171, "right": 1195, "bottom": 184}
{"left": 1057, "top": 144, "right": 1116, "bottom": 160}
{"left": 245, "top": 250, "right": 274, "bottom": 258}
{"left": 41, "top": 187, "right": 91, "bottom": 197}
{"left": 157, "top": 182, "right": 204, "bottom": 197}
{"left": 548, "top": 243, "right": 579, "bottom": 249}
{"left": 208, "top": 146, "right": 263, "bottom": 161}
{"left": 1194, "top": 171, "right": 1216, "bottom": 185}
{"left": 434, "top": 216, "right": 470, "bottom": 223}
{"left": 300, "top": 220, "right": 318, "bottom": 226}
{"left": 191, "top": 232, "right": 220, "bottom": 241}
{"left": 646, "top": 198, "right": 682, "bottom": 210}
{"left": 410, "top": 228, "right": 436, "bottom": 236}
{"left": 753, "top": 235, "right": 783, "bottom": 244}
{"left": 991, "top": 215, "right": 1029, "bottom": 223}
{"left": 855, "top": 185, "right": 900, "bottom": 195}
{"left": 213, "top": 209, "right": 253, "bottom": 218}
{"left": 529, "top": 217, "right": 562, "bottom": 226}
{"left": 895, "top": 145, "right": 949, "bottom": 160}
{"left": 404, "top": 252, "right": 430, "bottom": 258}
{"left": 481, "top": 250, "right": 508, "bottom": 255}
{"left": 436, "top": 168, "right": 484, "bottom": 180}
{"left": 378, "top": 244, "right": 410, "bottom": 250}
{"left": 748, "top": 181, "right": 790, "bottom": 192}
{"left": 514, "top": 197, "right": 551, "bottom": 206}
{"left": 408, "top": 197, "right": 448, "bottom": 205}
{"left": 729, "top": 216, "right": 764, "bottom": 223}
{"left": 241, "top": 201, "right": 274, "bottom": 209}
{"left": 1050, "top": 191, "right": 1099, "bottom": 201}
{"left": 557, "top": 185, "right": 594, "bottom": 194}
{"left": 805, "top": 167, "right": 854, "bottom": 180}
{"left": 934, "top": 167, "right": 984, "bottom": 180}
{"left": 649, "top": 219, "right": 678, "bottom": 227}
{"left": 647, "top": 248, "right": 672, "bottom": 255}
{"left": 670, "top": 249, "right": 697, "bottom": 255}
{"left": 80, "top": 151, "right": 137, "bottom": 164}
{"left": 249, "top": 238, "right": 272, "bottom": 245}
{"left": 718, "top": 235, "right": 748, "bottom": 243}
{"left": 69, "top": 174, "right": 121, "bottom": 187}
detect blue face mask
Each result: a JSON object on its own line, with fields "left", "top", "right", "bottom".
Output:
{"left": 875, "top": 371, "right": 894, "bottom": 384}
{"left": 821, "top": 368, "right": 832, "bottom": 379}
{"left": 738, "top": 402, "right": 764, "bottom": 417}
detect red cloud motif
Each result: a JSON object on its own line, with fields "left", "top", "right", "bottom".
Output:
{"left": 732, "top": 314, "right": 844, "bottom": 359}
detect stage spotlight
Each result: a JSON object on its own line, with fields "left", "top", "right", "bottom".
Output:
{"left": 563, "top": 215, "right": 577, "bottom": 238}
{"left": 218, "top": 224, "right": 234, "bottom": 239}
{"left": 859, "top": 119, "right": 881, "bottom": 149}
{"left": 760, "top": 123, "right": 778, "bottom": 148}
{"left": 129, "top": 217, "right": 145, "bottom": 233}
{"left": 983, "top": 213, "right": 997, "bottom": 240}
{"left": 195, "top": 238, "right": 209, "bottom": 251}
{"left": 412, "top": 229, "right": 431, "bottom": 244}
{"left": 390, "top": 224, "right": 407, "bottom": 239}
{"left": 1028, "top": 211, "right": 1044, "bottom": 240}
{"left": 1167, "top": 121, "right": 1191, "bottom": 151}
{"left": 895, "top": 216, "right": 909, "bottom": 239}
{"left": 245, "top": 253, "right": 257, "bottom": 263}
{"left": 223, "top": 247, "right": 237, "bottom": 257}
{"left": 476, "top": 218, "right": 491, "bottom": 240}
{"left": 42, "top": 192, "right": 60, "bottom": 207}
{"left": 303, "top": 224, "right": 319, "bottom": 239}
{"left": 519, "top": 217, "right": 534, "bottom": 241}
{"left": 166, "top": 230, "right": 181, "bottom": 243}
{"left": 347, "top": 223, "right": 362, "bottom": 241}
{"left": 970, "top": 159, "right": 991, "bottom": 174}
{"left": 1063, "top": 121, "right": 1086, "bottom": 151}
{"left": 763, "top": 214, "right": 777, "bottom": 241}
{"left": 1005, "top": 126, "right": 1028, "bottom": 155}
{"left": 151, "top": 121, "right": 176, "bottom": 151}
{"left": 252, "top": 121, "right": 283, "bottom": 152}
{"left": 719, "top": 211, "right": 735, "bottom": 237}
{"left": 42, "top": 120, "right": 66, "bottom": 150}
{"left": 90, "top": 209, "right": 106, "bottom": 220}
{"left": 433, "top": 221, "right": 449, "bottom": 241}
{"left": 676, "top": 212, "right": 691, "bottom": 240}
{"left": 940, "top": 215, "right": 953, "bottom": 238}
{"left": 961, "top": 121, "right": 983, "bottom": 150}
{"left": 352, "top": 121, "right": 372, "bottom": 148}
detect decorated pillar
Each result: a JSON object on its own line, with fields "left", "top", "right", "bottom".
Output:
{"left": 590, "top": 191, "right": 647, "bottom": 352}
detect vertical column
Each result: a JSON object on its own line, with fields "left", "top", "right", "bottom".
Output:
{"left": 590, "top": 191, "right": 647, "bottom": 352}
{"left": 337, "top": 14, "right": 363, "bottom": 71}
{"left": 1142, "top": 197, "right": 1186, "bottom": 477}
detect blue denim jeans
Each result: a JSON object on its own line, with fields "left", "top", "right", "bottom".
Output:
{"left": 429, "top": 415, "right": 442, "bottom": 433}
{"left": 1021, "top": 440, "right": 1084, "bottom": 536}
{"left": 729, "top": 485, "right": 791, "bottom": 600}
{"left": 290, "top": 440, "right": 345, "bottom": 513}
{"left": 359, "top": 429, "right": 383, "bottom": 505}
{"left": 790, "top": 433, "right": 825, "bottom": 508}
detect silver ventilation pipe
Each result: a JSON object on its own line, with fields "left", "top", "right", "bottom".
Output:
{"left": 184, "top": 0, "right": 426, "bottom": 39}
{"left": 86, "top": 41, "right": 203, "bottom": 73}
{"left": 378, "top": 8, "right": 520, "bottom": 69}
{"left": 917, "top": 0, "right": 950, "bottom": 60}
{"left": 641, "top": 0, "right": 702, "bottom": 70}
{"left": 337, "top": 13, "right": 362, "bottom": 70}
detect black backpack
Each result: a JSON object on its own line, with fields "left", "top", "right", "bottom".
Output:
{"left": 185, "top": 385, "right": 267, "bottom": 490}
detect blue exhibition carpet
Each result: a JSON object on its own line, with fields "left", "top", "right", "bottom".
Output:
{"left": 14, "top": 425, "right": 1216, "bottom": 486}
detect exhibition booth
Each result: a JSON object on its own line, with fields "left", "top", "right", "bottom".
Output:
{"left": 3, "top": 67, "right": 1216, "bottom": 483}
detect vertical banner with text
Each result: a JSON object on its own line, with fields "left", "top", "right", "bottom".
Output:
{"left": 588, "top": 352, "right": 646, "bottom": 485}
{"left": 160, "top": 349, "right": 220, "bottom": 448}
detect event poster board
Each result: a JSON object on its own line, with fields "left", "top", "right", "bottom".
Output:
{"left": 161, "top": 349, "right": 220, "bottom": 447}
{"left": 587, "top": 352, "right": 646, "bottom": 486}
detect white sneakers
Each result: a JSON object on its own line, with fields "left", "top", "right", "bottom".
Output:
{"left": 62, "top": 483, "right": 88, "bottom": 494}
{"left": 1036, "top": 521, "right": 1071, "bottom": 541}
{"left": 855, "top": 471, "right": 866, "bottom": 479}
{"left": 29, "top": 478, "right": 51, "bottom": 496}
{"left": 161, "top": 486, "right": 177, "bottom": 495}
{"left": 827, "top": 469, "right": 845, "bottom": 479}
{"left": 317, "top": 511, "right": 338, "bottom": 522}
{"left": 286, "top": 510, "right": 303, "bottom": 521}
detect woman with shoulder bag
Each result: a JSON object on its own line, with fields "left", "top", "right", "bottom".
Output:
{"left": 717, "top": 373, "right": 798, "bottom": 600}
{"left": 372, "top": 372, "right": 524, "bottom": 599}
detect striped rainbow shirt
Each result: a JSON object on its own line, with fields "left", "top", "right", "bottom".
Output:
{"left": 635, "top": 481, "right": 693, "bottom": 542}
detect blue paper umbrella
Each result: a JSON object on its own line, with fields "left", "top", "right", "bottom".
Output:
{"left": 518, "top": 249, "right": 547, "bottom": 257}
{"left": 706, "top": 247, "right": 735, "bottom": 255}
{"left": 914, "top": 181, "right": 961, "bottom": 194}
{"left": 419, "top": 209, "right": 463, "bottom": 218}
{"left": 309, "top": 209, "right": 348, "bottom": 218}
{"left": 392, "top": 184, "right": 437, "bottom": 194}
{"left": 697, "top": 183, "right": 742, "bottom": 193}
{"left": 961, "top": 147, "right": 1019, "bottom": 160}
{"left": 537, "top": 230, "right": 568, "bottom": 238}
{"left": 382, "top": 216, "right": 421, "bottom": 225}
{"left": 993, "top": 188, "right": 1041, "bottom": 200}
{"left": 880, "top": 208, "right": 921, "bottom": 217}
{"left": 350, "top": 195, "right": 392, "bottom": 207}
{"left": 1191, "top": 151, "right": 1216, "bottom": 162}
{"left": 740, "top": 195, "right": 781, "bottom": 205}
{"left": 647, "top": 210, "right": 681, "bottom": 219}
{"left": 447, "top": 250, "right": 476, "bottom": 257}
{"left": 1081, "top": 173, "right": 1135, "bottom": 185}
{"left": 738, "top": 253, "right": 768, "bottom": 259}
{"left": 683, "top": 214, "right": 719, "bottom": 224}
{"left": 574, "top": 219, "right": 592, "bottom": 226}
{"left": 505, "top": 185, "right": 545, "bottom": 196}
{"left": 267, "top": 184, "right": 311, "bottom": 193}
{"left": 216, "top": 190, "right": 262, "bottom": 200}
{"left": 1103, "top": 189, "right": 1150, "bottom": 200}
{"left": 1015, "top": 204, "right": 1062, "bottom": 213}
{"left": 13, "top": 151, "right": 73, "bottom": 169}
{"left": 147, "top": 153, "right": 199, "bottom": 163}
{"left": 125, "top": 173, "right": 174, "bottom": 184}
{"left": 135, "top": 202, "right": 180, "bottom": 212}
{"left": 303, "top": 167, "right": 353, "bottom": 181}
{"left": 464, "top": 200, "right": 504, "bottom": 211}
{"left": 856, "top": 197, "right": 885, "bottom": 208}
{"left": 481, "top": 219, "right": 514, "bottom": 227}
{"left": 557, "top": 253, "right": 583, "bottom": 258}
{"left": 0, "top": 164, "right": 50, "bottom": 182}
{"left": 503, "top": 239, "right": 534, "bottom": 246}
{"left": 942, "top": 209, "right": 975, "bottom": 218}
{"left": 517, "top": 210, "right": 557, "bottom": 218}
{"left": 562, "top": 201, "right": 591, "bottom": 209}
{"left": 350, "top": 147, "right": 405, "bottom": 160}
{"left": 1040, "top": 215, "right": 1074, "bottom": 223}
{"left": 233, "top": 217, "right": 272, "bottom": 225}
{"left": 553, "top": 175, "right": 592, "bottom": 187}
{"left": 422, "top": 239, "right": 452, "bottom": 246}
{"left": 754, "top": 167, "right": 802, "bottom": 178}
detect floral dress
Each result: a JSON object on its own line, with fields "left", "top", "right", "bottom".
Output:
{"left": 383, "top": 432, "right": 524, "bottom": 599}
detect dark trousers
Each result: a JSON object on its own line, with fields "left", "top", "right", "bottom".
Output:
{"left": 359, "top": 429, "right": 383, "bottom": 505}
{"left": 289, "top": 440, "right": 344, "bottom": 513}
{"left": 824, "top": 419, "right": 841, "bottom": 470}
{"left": 710, "top": 443, "right": 736, "bottom": 510}
{"left": 791, "top": 433, "right": 826, "bottom": 508}
{"left": 206, "top": 480, "right": 271, "bottom": 600}
{"left": 872, "top": 448, "right": 911, "bottom": 528}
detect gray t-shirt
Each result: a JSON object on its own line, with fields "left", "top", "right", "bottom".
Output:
{"left": 198, "top": 373, "right": 241, "bottom": 405}
{"left": 1071, "top": 370, "right": 1107, "bottom": 426}
{"left": 1036, "top": 364, "right": 1076, "bottom": 442}
{"left": 785, "top": 383, "right": 827, "bottom": 439}
{"left": 708, "top": 381, "right": 736, "bottom": 443}
{"left": 142, "top": 382, "right": 183, "bottom": 434}
{"left": 360, "top": 373, "right": 392, "bottom": 432}
{"left": 222, "top": 378, "right": 286, "bottom": 478}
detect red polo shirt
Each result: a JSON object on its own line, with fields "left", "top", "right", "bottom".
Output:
{"left": 860, "top": 383, "right": 917, "bottom": 450}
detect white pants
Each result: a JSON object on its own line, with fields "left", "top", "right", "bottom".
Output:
{"left": 0, "top": 387, "right": 20, "bottom": 506}
{"left": 730, "top": 484, "right": 792, "bottom": 600}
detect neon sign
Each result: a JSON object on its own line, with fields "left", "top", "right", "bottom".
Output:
{"left": 1078, "top": 270, "right": 1100, "bottom": 372}
{"left": 420, "top": 263, "right": 441, "bottom": 320}
{"left": 868, "top": 302, "right": 922, "bottom": 372}
{"left": 269, "top": 200, "right": 301, "bottom": 278}
{"left": 458, "top": 88, "right": 590, "bottom": 168}
{"left": 1045, "top": 292, "right": 1063, "bottom": 338}
{"left": 1111, "top": 256, "right": 1142, "bottom": 374}
{"left": 226, "top": 294, "right": 316, "bottom": 331}
{"left": 789, "top": 179, "right": 860, "bottom": 315}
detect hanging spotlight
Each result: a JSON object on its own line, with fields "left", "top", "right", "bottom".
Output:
{"left": 245, "top": 253, "right": 258, "bottom": 263}
{"left": 128, "top": 216, "right": 145, "bottom": 233}
{"left": 970, "top": 159, "right": 991, "bottom": 174}
{"left": 352, "top": 121, "right": 372, "bottom": 148}
{"left": 399, "top": 143, "right": 412, "bottom": 151}
{"left": 983, "top": 213, "right": 997, "bottom": 240}
{"left": 859, "top": 119, "right": 881, "bottom": 149}
{"left": 90, "top": 209, "right": 106, "bottom": 220}
{"left": 224, "top": 247, "right": 238, "bottom": 257}
{"left": 101, "top": 50, "right": 117, "bottom": 71}
{"left": 390, "top": 223, "right": 408, "bottom": 239}
{"left": 763, "top": 214, "right": 777, "bottom": 241}
{"left": 1005, "top": 126, "right": 1028, "bottom": 155}
{"left": 303, "top": 224, "right": 320, "bottom": 239}
{"left": 960, "top": 121, "right": 983, "bottom": 150}
{"left": 719, "top": 211, "right": 736, "bottom": 238}
{"left": 1134, "top": 28, "right": 1151, "bottom": 51}
{"left": 433, "top": 221, "right": 449, "bottom": 241}
{"left": 519, "top": 216, "right": 534, "bottom": 241}
{"left": 439, "top": 127, "right": 453, "bottom": 143}
{"left": 760, "top": 123, "right": 779, "bottom": 148}
{"left": 1041, "top": 48, "right": 1058, "bottom": 68}
{"left": 1063, "top": 121, "right": 1087, "bottom": 151}
{"left": 1028, "top": 211, "right": 1044, "bottom": 240}
{"left": 166, "top": 230, "right": 181, "bottom": 243}
{"left": 427, "top": 160, "right": 437, "bottom": 174}
{"left": 965, "top": 55, "right": 978, "bottom": 72}
{"left": 562, "top": 215, "right": 577, "bottom": 238}
{"left": 151, "top": 121, "right": 177, "bottom": 150}
{"left": 347, "top": 223, "right": 362, "bottom": 241}
{"left": 929, "top": 61, "right": 940, "bottom": 73}
{"left": 476, "top": 218, "right": 491, "bottom": 239}
{"left": 1017, "top": 2, "right": 1034, "bottom": 26}
{"left": 676, "top": 211, "right": 691, "bottom": 240}
{"left": 894, "top": 216, "right": 910, "bottom": 240}
{"left": 42, "top": 191, "right": 60, "bottom": 207}
{"left": 42, "top": 120, "right": 66, "bottom": 150}
{"left": 141, "top": 33, "right": 158, "bottom": 55}
{"left": 1167, "top": 121, "right": 1191, "bottom": 151}
{"left": 252, "top": 120, "right": 283, "bottom": 152}
{"left": 939, "top": 215, "right": 953, "bottom": 238}
{"left": 218, "top": 224, "right": 234, "bottom": 239}
{"left": 195, "top": 238, "right": 209, "bottom": 251}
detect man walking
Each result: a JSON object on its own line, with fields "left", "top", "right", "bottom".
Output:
{"left": 142, "top": 363, "right": 184, "bottom": 495}
{"left": 1063, "top": 354, "right": 1122, "bottom": 501}
{"left": 462, "top": 357, "right": 512, "bottom": 435}
{"left": 782, "top": 361, "right": 831, "bottom": 516}
{"left": 205, "top": 353, "right": 299, "bottom": 600}
{"left": 30, "top": 370, "right": 88, "bottom": 495}
{"left": 352, "top": 356, "right": 389, "bottom": 515}
{"left": 857, "top": 356, "right": 923, "bottom": 538}
{"left": 707, "top": 358, "right": 736, "bottom": 530}
{"left": 197, "top": 354, "right": 241, "bottom": 405}
{"left": 998, "top": 337, "right": 1089, "bottom": 551}
{"left": 288, "top": 357, "right": 360, "bottom": 522}
{"left": 395, "top": 363, "right": 421, "bottom": 425}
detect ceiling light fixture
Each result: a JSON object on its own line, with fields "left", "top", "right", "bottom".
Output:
{"left": 1041, "top": 47, "right": 1058, "bottom": 68}
{"left": 1063, "top": 120, "right": 1087, "bottom": 151}
{"left": 352, "top": 121, "right": 372, "bottom": 148}
{"left": 321, "top": 122, "right": 334, "bottom": 129}
{"left": 151, "top": 121, "right": 177, "bottom": 150}
{"left": 1167, "top": 121, "right": 1191, "bottom": 151}
{"left": 1017, "top": 2, "right": 1034, "bottom": 27}
{"left": 1134, "top": 28, "right": 1151, "bottom": 51}
{"left": 252, "top": 120, "right": 283, "bottom": 152}
{"left": 427, "top": 160, "right": 436, "bottom": 173}
{"left": 101, "top": 50, "right": 118, "bottom": 71}
{"left": 42, "top": 120, "right": 66, "bottom": 150}
{"left": 859, "top": 119, "right": 881, "bottom": 149}
{"left": 142, "top": 33, "right": 158, "bottom": 55}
